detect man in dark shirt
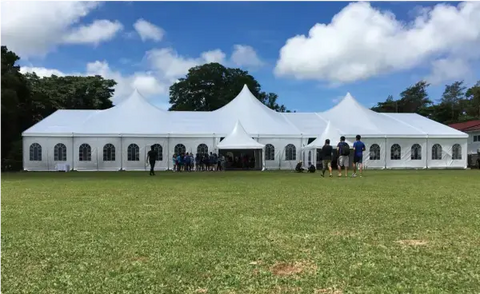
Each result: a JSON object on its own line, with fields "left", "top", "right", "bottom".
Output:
{"left": 321, "top": 139, "right": 333, "bottom": 177}
{"left": 147, "top": 146, "right": 157, "bottom": 176}
{"left": 295, "top": 161, "right": 305, "bottom": 172}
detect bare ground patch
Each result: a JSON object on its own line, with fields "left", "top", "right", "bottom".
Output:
{"left": 270, "top": 261, "right": 317, "bottom": 277}
{"left": 314, "top": 288, "right": 343, "bottom": 294}
{"left": 395, "top": 239, "right": 428, "bottom": 246}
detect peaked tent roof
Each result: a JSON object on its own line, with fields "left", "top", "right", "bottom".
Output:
{"left": 305, "top": 121, "right": 354, "bottom": 149}
{"left": 321, "top": 93, "right": 427, "bottom": 137}
{"left": 216, "top": 120, "right": 265, "bottom": 149}
{"left": 212, "top": 85, "right": 301, "bottom": 135}
{"left": 76, "top": 89, "right": 170, "bottom": 135}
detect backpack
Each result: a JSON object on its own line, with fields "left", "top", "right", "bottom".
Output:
{"left": 340, "top": 142, "right": 350, "bottom": 156}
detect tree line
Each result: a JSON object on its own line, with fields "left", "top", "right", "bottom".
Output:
{"left": 371, "top": 80, "right": 480, "bottom": 124}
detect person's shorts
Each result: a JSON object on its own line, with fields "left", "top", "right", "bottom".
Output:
{"left": 353, "top": 155, "right": 363, "bottom": 164}
{"left": 322, "top": 159, "right": 332, "bottom": 169}
{"left": 338, "top": 155, "right": 349, "bottom": 167}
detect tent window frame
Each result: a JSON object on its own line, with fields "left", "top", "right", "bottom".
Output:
{"left": 432, "top": 144, "right": 442, "bottom": 160}
{"left": 29, "top": 143, "right": 42, "bottom": 161}
{"left": 369, "top": 144, "right": 381, "bottom": 161}
{"left": 285, "top": 144, "right": 296, "bottom": 161}
{"left": 151, "top": 144, "right": 163, "bottom": 161}
{"left": 127, "top": 144, "right": 140, "bottom": 161}
{"left": 79, "top": 143, "right": 92, "bottom": 162}
{"left": 265, "top": 144, "right": 275, "bottom": 161}
{"left": 452, "top": 144, "right": 462, "bottom": 160}
{"left": 391, "top": 144, "right": 401, "bottom": 160}
{"left": 197, "top": 144, "right": 208, "bottom": 155}
{"left": 174, "top": 144, "right": 186, "bottom": 156}
{"left": 103, "top": 144, "right": 116, "bottom": 161}
{"left": 54, "top": 143, "right": 67, "bottom": 161}
{"left": 411, "top": 144, "right": 422, "bottom": 160}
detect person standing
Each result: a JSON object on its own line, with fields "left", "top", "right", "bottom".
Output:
{"left": 321, "top": 139, "right": 333, "bottom": 177}
{"left": 147, "top": 146, "right": 157, "bottom": 176}
{"left": 336, "top": 136, "right": 350, "bottom": 177}
{"left": 352, "top": 135, "right": 366, "bottom": 177}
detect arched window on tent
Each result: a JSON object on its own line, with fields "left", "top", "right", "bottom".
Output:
{"left": 285, "top": 144, "right": 296, "bottom": 161}
{"left": 369, "top": 144, "right": 380, "bottom": 160}
{"left": 152, "top": 144, "right": 163, "bottom": 161}
{"left": 127, "top": 144, "right": 140, "bottom": 161}
{"left": 432, "top": 144, "right": 442, "bottom": 160}
{"left": 103, "top": 144, "right": 116, "bottom": 161}
{"left": 265, "top": 144, "right": 275, "bottom": 161}
{"left": 197, "top": 144, "right": 208, "bottom": 155}
{"left": 174, "top": 144, "right": 186, "bottom": 155}
{"left": 54, "top": 143, "right": 67, "bottom": 161}
{"left": 391, "top": 144, "right": 401, "bottom": 160}
{"left": 411, "top": 144, "right": 422, "bottom": 160}
{"left": 452, "top": 144, "right": 462, "bottom": 160}
{"left": 29, "top": 143, "right": 42, "bottom": 161}
{"left": 79, "top": 144, "right": 92, "bottom": 161}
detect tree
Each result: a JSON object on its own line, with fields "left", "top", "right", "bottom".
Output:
{"left": 397, "top": 81, "right": 432, "bottom": 116}
{"left": 1, "top": 46, "right": 30, "bottom": 170}
{"left": 169, "top": 63, "right": 288, "bottom": 112}
{"left": 465, "top": 81, "right": 480, "bottom": 118}
{"left": 1, "top": 46, "right": 117, "bottom": 171}
{"left": 440, "top": 81, "right": 467, "bottom": 122}
{"left": 371, "top": 95, "right": 398, "bottom": 113}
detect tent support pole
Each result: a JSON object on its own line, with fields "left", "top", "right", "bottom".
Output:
{"left": 72, "top": 133, "right": 75, "bottom": 171}
{"left": 384, "top": 136, "right": 387, "bottom": 170}
{"left": 167, "top": 134, "right": 170, "bottom": 171}
{"left": 120, "top": 135, "right": 124, "bottom": 171}
{"left": 96, "top": 144, "right": 99, "bottom": 171}
{"left": 426, "top": 136, "right": 429, "bottom": 169}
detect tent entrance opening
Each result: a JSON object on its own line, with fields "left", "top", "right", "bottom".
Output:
{"left": 220, "top": 149, "right": 263, "bottom": 170}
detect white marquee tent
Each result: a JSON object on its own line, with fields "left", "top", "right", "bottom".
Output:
{"left": 22, "top": 85, "right": 468, "bottom": 171}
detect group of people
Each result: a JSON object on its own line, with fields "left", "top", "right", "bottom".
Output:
{"left": 173, "top": 152, "right": 226, "bottom": 172}
{"left": 146, "top": 148, "right": 227, "bottom": 176}
{"left": 296, "top": 135, "right": 366, "bottom": 178}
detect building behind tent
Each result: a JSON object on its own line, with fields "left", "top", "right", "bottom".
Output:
{"left": 22, "top": 85, "right": 469, "bottom": 171}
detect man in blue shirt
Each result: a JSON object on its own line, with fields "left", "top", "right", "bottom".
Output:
{"left": 353, "top": 135, "right": 366, "bottom": 177}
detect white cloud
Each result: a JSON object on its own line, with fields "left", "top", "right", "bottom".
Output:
{"left": 201, "top": 49, "right": 227, "bottom": 64}
{"left": 231, "top": 45, "right": 263, "bottom": 68}
{"left": 63, "top": 20, "right": 123, "bottom": 45}
{"left": 426, "top": 58, "right": 473, "bottom": 85}
{"left": 133, "top": 19, "right": 165, "bottom": 42}
{"left": 20, "top": 67, "right": 68, "bottom": 77}
{"left": 145, "top": 48, "right": 231, "bottom": 81}
{"left": 275, "top": 2, "right": 480, "bottom": 85}
{"left": 1, "top": 1, "right": 122, "bottom": 57}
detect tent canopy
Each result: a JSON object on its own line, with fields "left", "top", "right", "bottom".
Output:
{"left": 216, "top": 120, "right": 265, "bottom": 150}
{"left": 305, "top": 121, "right": 354, "bottom": 149}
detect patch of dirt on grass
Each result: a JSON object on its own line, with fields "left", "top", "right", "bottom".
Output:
{"left": 271, "top": 285, "right": 302, "bottom": 293}
{"left": 314, "top": 288, "right": 343, "bottom": 294}
{"left": 131, "top": 256, "right": 149, "bottom": 262}
{"left": 331, "top": 231, "right": 356, "bottom": 237}
{"left": 395, "top": 239, "right": 428, "bottom": 246}
{"left": 271, "top": 261, "right": 317, "bottom": 276}
{"left": 194, "top": 288, "right": 208, "bottom": 293}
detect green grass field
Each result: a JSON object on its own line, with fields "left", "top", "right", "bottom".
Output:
{"left": 2, "top": 170, "right": 480, "bottom": 293}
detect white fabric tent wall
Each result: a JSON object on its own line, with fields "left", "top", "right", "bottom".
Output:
{"left": 74, "top": 137, "right": 100, "bottom": 171}
{"left": 257, "top": 137, "right": 302, "bottom": 170}
{"left": 385, "top": 138, "right": 427, "bottom": 169}
{"left": 23, "top": 137, "right": 53, "bottom": 171}
{"left": 426, "top": 138, "right": 467, "bottom": 169}
{"left": 361, "top": 138, "right": 387, "bottom": 169}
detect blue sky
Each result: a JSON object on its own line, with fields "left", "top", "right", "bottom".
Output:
{"left": 2, "top": 1, "right": 479, "bottom": 112}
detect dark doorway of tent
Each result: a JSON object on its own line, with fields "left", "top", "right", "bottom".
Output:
{"left": 220, "top": 149, "right": 263, "bottom": 170}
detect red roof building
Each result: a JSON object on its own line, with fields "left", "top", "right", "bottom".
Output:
{"left": 449, "top": 120, "right": 480, "bottom": 132}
